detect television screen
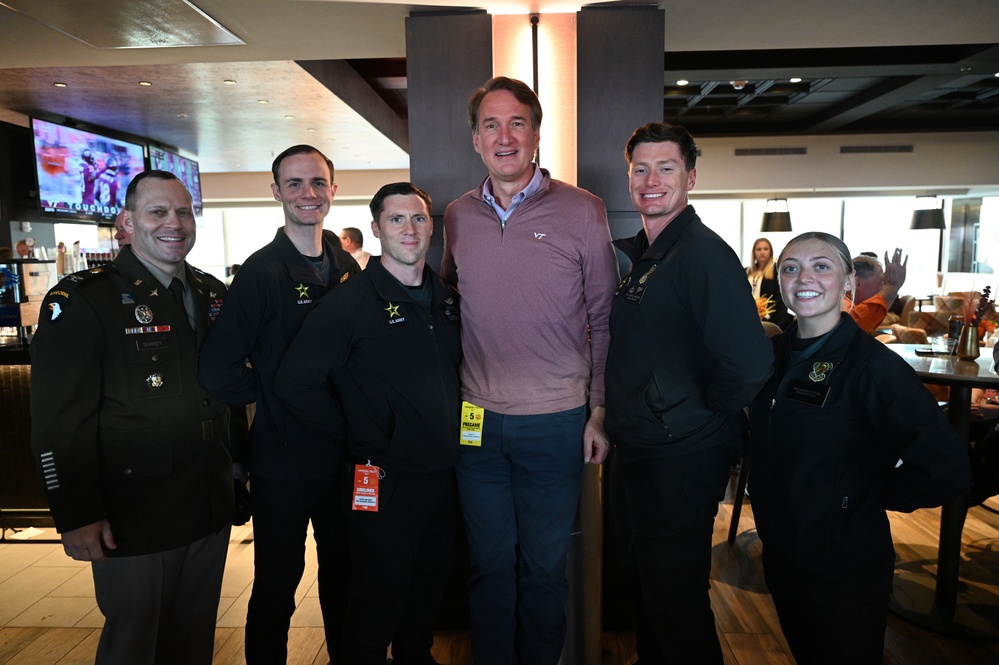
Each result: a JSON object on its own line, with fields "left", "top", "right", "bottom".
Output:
{"left": 31, "top": 117, "right": 146, "bottom": 223}
{"left": 149, "top": 146, "right": 203, "bottom": 215}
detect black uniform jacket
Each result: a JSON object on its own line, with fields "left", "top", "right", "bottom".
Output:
{"left": 605, "top": 205, "right": 773, "bottom": 460}
{"left": 30, "top": 246, "right": 237, "bottom": 557}
{"left": 198, "top": 228, "right": 359, "bottom": 480}
{"left": 749, "top": 314, "right": 973, "bottom": 576}
{"left": 275, "top": 257, "right": 462, "bottom": 473}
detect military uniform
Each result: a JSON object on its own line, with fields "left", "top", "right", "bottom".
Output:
{"left": 30, "top": 244, "right": 238, "bottom": 664}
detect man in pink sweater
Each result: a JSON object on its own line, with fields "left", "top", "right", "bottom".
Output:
{"left": 441, "top": 76, "right": 619, "bottom": 665}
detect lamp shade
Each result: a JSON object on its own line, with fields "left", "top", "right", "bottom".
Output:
{"left": 761, "top": 211, "right": 792, "bottom": 232}
{"left": 910, "top": 208, "right": 945, "bottom": 230}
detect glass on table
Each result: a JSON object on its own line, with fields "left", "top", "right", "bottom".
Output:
{"left": 929, "top": 335, "right": 957, "bottom": 355}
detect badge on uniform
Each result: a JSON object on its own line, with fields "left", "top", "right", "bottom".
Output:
{"left": 809, "top": 361, "right": 835, "bottom": 382}
{"left": 385, "top": 302, "right": 407, "bottom": 326}
{"left": 135, "top": 305, "right": 154, "bottom": 324}
{"left": 787, "top": 379, "right": 830, "bottom": 406}
{"left": 353, "top": 462, "right": 383, "bottom": 511}
{"left": 623, "top": 263, "right": 658, "bottom": 304}
{"left": 146, "top": 373, "right": 164, "bottom": 390}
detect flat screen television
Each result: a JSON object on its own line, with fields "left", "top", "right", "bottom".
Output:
{"left": 149, "top": 146, "right": 203, "bottom": 215}
{"left": 31, "top": 117, "right": 146, "bottom": 223}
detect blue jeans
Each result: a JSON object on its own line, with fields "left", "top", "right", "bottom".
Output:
{"left": 455, "top": 406, "right": 586, "bottom": 665}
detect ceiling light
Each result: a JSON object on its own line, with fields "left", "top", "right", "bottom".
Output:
{"left": 284, "top": 115, "right": 295, "bottom": 120}
{"left": 53, "top": 82, "right": 67, "bottom": 87}
{"left": 257, "top": 99, "right": 268, "bottom": 104}
{"left": 761, "top": 198, "right": 792, "bottom": 232}
{"left": 177, "top": 113, "right": 188, "bottom": 119}
{"left": 223, "top": 79, "right": 237, "bottom": 85}
{"left": 307, "top": 128, "right": 316, "bottom": 132}
{"left": 139, "top": 81, "right": 152, "bottom": 86}
{"left": 910, "top": 196, "right": 945, "bottom": 230}
{"left": 730, "top": 80, "right": 748, "bottom": 90}
{"left": 676, "top": 79, "right": 689, "bottom": 86}
{"left": 789, "top": 77, "right": 802, "bottom": 83}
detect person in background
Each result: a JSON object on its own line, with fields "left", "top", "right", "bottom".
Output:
{"left": 112, "top": 210, "right": 132, "bottom": 247}
{"left": 226, "top": 262, "right": 241, "bottom": 285}
{"left": 843, "top": 249, "right": 907, "bottom": 333}
{"left": 339, "top": 226, "right": 371, "bottom": 269}
{"left": 277, "top": 182, "right": 461, "bottom": 665}
{"left": 746, "top": 237, "right": 791, "bottom": 328}
{"left": 30, "top": 170, "right": 241, "bottom": 664}
{"left": 604, "top": 122, "right": 773, "bottom": 664}
{"left": 441, "top": 76, "right": 619, "bottom": 664}
{"left": 750, "top": 231, "right": 971, "bottom": 664}
{"left": 198, "top": 145, "right": 359, "bottom": 664}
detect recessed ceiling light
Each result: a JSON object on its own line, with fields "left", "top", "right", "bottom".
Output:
{"left": 789, "top": 77, "right": 802, "bottom": 83}
{"left": 177, "top": 113, "right": 188, "bottom": 119}
{"left": 676, "top": 79, "right": 689, "bottom": 86}
{"left": 223, "top": 79, "right": 237, "bottom": 85}
{"left": 139, "top": 81, "right": 152, "bottom": 86}
{"left": 284, "top": 115, "right": 295, "bottom": 120}
{"left": 53, "top": 82, "right": 67, "bottom": 88}
{"left": 257, "top": 99, "right": 269, "bottom": 104}
{"left": 307, "top": 128, "right": 316, "bottom": 132}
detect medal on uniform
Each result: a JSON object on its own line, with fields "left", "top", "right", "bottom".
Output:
{"left": 135, "top": 304, "right": 154, "bottom": 324}
{"left": 146, "top": 373, "right": 164, "bottom": 390}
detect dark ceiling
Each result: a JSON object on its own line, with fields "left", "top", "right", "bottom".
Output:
{"left": 354, "top": 43, "right": 999, "bottom": 139}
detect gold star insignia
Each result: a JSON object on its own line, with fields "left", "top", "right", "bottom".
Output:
{"left": 295, "top": 283, "right": 309, "bottom": 298}
{"left": 385, "top": 302, "right": 400, "bottom": 318}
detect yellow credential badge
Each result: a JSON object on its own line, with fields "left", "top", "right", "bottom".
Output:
{"left": 460, "top": 400, "right": 485, "bottom": 446}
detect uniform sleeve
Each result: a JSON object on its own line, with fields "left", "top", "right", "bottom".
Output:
{"left": 29, "top": 285, "right": 107, "bottom": 532}
{"left": 580, "top": 201, "right": 620, "bottom": 409}
{"left": 687, "top": 243, "right": 775, "bottom": 415}
{"left": 198, "top": 268, "right": 264, "bottom": 404}
{"left": 273, "top": 292, "right": 351, "bottom": 436}
{"left": 867, "top": 352, "right": 973, "bottom": 511}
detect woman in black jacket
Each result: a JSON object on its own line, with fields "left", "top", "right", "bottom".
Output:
{"left": 748, "top": 231, "right": 972, "bottom": 664}
{"left": 746, "top": 237, "right": 791, "bottom": 328}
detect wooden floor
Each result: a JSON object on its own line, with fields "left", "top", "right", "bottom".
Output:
{"left": 1, "top": 476, "right": 997, "bottom": 665}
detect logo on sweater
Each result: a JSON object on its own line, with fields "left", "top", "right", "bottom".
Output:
{"left": 809, "top": 362, "right": 835, "bottom": 382}
{"left": 534, "top": 232, "right": 547, "bottom": 239}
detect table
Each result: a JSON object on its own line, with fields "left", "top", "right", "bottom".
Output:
{"left": 886, "top": 344, "right": 999, "bottom": 638}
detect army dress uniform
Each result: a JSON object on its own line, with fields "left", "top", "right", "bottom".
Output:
{"left": 30, "top": 245, "right": 238, "bottom": 664}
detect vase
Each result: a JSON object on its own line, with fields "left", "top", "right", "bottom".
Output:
{"left": 956, "top": 324, "right": 980, "bottom": 360}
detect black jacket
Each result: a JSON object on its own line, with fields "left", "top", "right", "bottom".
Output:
{"left": 275, "top": 258, "right": 462, "bottom": 473}
{"left": 30, "top": 246, "right": 237, "bottom": 556}
{"left": 198, "top": 228, "right": 359, "bottom": 480}
{"left": 605, "top": 205, "right": 773, "bottom": 460}
{"left": 749, "top": 314, "right": 973, "bottom": 576}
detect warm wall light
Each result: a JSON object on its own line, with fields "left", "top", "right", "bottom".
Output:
{"left": 761, "top": 198, "right": 792, "bottom": 232}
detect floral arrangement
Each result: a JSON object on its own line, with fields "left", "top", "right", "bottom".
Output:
{"left": 756, "top": 295, "right": 776, "bottom": 320}
{"left": 961, "top": 286, "right": 993, "bottom": 328}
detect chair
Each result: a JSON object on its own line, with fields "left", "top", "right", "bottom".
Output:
{"left": 761, "top": 321, "right": 782, "bottom": 338}
{"left": 727, "top": 457, "right": 750, "bottom": 545}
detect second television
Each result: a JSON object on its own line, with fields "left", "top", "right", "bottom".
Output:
{"left": 150, "top": 146, "right": 203, "bottom": 215}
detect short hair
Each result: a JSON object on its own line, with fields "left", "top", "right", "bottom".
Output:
{"left": 468, "top": 77, "right": 543, "bottom": 132}
{"left": 778, "top": 232, "right": 854, "bottom": 275}
{"left": 369, "top": 182, "right": 433, "bottom": 224}
{"left": 852, "top": 255, "right": 883, "bottom": 280}
{"left": 321, "top": 229, "right": 343, "bottom": 250}
{"left": 271, "top": 144, "right": 334, "bottom": 185}
{"left": 625, "top": 122, "right": 698, "bottom": 171}
{"left": 125, "top": 170, "right": 182, "bottom": 211}
{"left": 340, "top": 227, "right": 364, "bottom": 248}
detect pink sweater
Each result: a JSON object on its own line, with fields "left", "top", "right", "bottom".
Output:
{"left": 441, "top": 171, "right": 619, "bottom": 415}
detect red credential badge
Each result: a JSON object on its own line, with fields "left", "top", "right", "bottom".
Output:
{"left": 352, "top": 463, "right": 381, "bottom": 512}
